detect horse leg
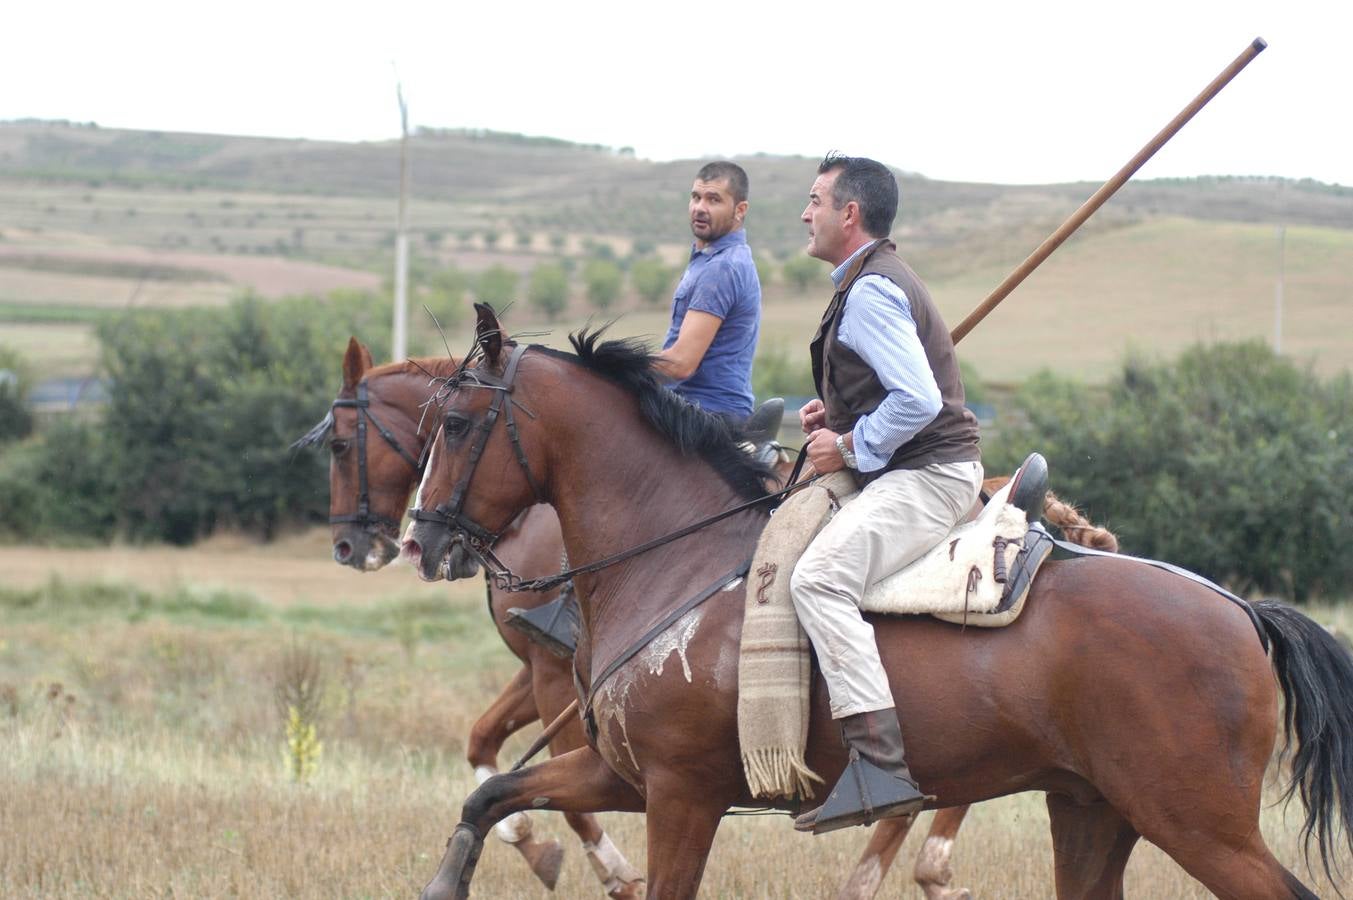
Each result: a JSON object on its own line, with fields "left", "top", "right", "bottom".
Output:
{"left": 836, "top": 806, "right": 973, "bottom": 900}
{"left": 642, "top": 777, "right": 727, "bottom": 900}
{"left": 561, "top": 811, "right": 645, "bottom": 900}
{"left": 420, "top": 747, "right": 645, "bottom": 900}
{"left": 1046, "top": 794, "right": 1139, "bottom": 900}
{"left": 1131, "top": 814, "right": 1317, "bottom": 900}
{"left": 835, "top": 817, "right": 915, "bottom": 900}
{"left": 465, "top": 665, "right": 564, "bottom": 889}
{"left": 913, "top": 806, "right": 973, "bottom": 900}
{"left": 531, "top": 650, "right": 645, "bottom": 899}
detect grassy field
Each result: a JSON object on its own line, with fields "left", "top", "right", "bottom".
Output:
{"left": 1, "top": 533, "right": 1350, "bottom": 898}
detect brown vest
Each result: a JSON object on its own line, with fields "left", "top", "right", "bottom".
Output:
{"left": 809, "top": 239, "right": 980, "bottom": 480}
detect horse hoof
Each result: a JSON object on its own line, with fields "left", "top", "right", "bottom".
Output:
{"left": 521, "top": 838, "right": 565, "bottom": 890}
{"left": 608, "top": 878, "right": 647, "bottom": 900}
{"left": 924, "top": 889, "right": 972, "bottom": 900}
{"left": 420, "top": 825, "right": 482, "bottom": 900}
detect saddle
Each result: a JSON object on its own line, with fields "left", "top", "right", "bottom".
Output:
{"left": 859, "top": 452, "right": 1054, "bottom": 627}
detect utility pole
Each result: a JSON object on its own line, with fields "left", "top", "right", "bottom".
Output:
{"left": 392, "top": 77, "right": 410, "bottom": 362}
{"left": 1273, "top": 223, "right": 1285, "bottom": 355}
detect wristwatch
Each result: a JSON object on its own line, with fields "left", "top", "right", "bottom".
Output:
{"left": 835, "top": 434, "right": 858, "bottom": 469}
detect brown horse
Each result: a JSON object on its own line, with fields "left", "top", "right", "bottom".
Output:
{"left": 299, "top": 338, "right": 644, "bottom": 898}
{"left": 311, "top": 339, "right": 1062, "bottom": 899}
{"left": 403, "top": 310, "right": 1353, "bottom": 899}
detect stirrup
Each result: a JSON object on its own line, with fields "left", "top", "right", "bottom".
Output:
{"left": 504, "top": 593, "right": 578, "bottom": 658}
{"left": 742, "top": 398, "right": 785, "bottom": 445}
{"left": 794, "top": 751, "right": 931, "bottom": 835}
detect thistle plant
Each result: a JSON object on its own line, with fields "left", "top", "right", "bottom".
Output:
{"left": 283, "top": 705, "right": 322, "bottom": 782}
{"left": 274, "top": 640, "right": 325, "bottom": 783}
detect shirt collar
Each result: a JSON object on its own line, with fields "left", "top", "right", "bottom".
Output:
{"left": 830, "top": 240, "right": 878, "bottom": 287}
{"left": 690, "top": 227, "right": 748, "bottom": 259}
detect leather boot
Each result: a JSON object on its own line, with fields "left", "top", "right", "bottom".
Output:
{"left": 504, "top": 588, "right": 580, "bottom": 658}
{"left": 793, "top": 707, "right": 930, "bottom": 835}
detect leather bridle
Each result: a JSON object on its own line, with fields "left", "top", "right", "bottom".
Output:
{"left": 408, "top": 343, "right": 545, "bottom": 554}
{"left": 329, "top": 380, "right": 429, "bottom": 534}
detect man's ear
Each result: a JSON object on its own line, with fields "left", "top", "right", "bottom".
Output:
{"left": 473, "top": 302, "right": 504, "bottom": 370}
{"left": 735, "top": 199, "right": 748, "bottom": 223}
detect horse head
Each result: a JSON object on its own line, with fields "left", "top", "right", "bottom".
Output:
{"left": 305, "top": 336, "right": 479, "bottom": 579}
{"left": 402, "top": 304, "right": 549, "bottom": 583}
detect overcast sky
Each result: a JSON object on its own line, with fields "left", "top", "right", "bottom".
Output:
{"left": 5, "top": 0, "right": 1349, "bottom": 186}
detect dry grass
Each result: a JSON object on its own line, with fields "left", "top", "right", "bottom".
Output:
{"left": 1, "top": 539, "right": 1351, "bottom": 897}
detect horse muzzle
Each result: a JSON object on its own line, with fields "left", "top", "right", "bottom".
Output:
{"left": 402, "top": 522, "right": 479, "bottom": 582}
{"left": 333, "top": 525, "right": 401, "bottom": 572}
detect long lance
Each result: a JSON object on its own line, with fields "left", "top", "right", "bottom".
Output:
{"left": 949, "top": 37, "right": 1267, "bottom": 345}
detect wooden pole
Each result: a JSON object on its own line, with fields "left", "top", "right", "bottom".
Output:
{"left": 950, "top": 37, "right": 1267, "bottom": 345}
{"left": 510, "top": 699, "right": 580, "bottom": 772}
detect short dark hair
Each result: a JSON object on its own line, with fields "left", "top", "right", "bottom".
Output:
{"left": 817, "top": 153, "right": 897, "bottom": 238}
{"left": 696, "top": 161, "right": 749, "bottom": 204}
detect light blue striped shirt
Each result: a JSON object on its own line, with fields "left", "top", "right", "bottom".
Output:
{"left": 831, "top": 242, "right": 942, "bottom": 472}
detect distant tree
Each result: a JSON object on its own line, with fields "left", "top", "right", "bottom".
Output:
{"left": 783, "top": 255, "right": 827, "bottom": 293}
{"left": 630, "top": 257, "right": 675, "bottom": 306}
{"left": 754, "top": 253, "right": 774, "bottom": 288}
{"left": 583, "top": 238, "right": 616, "bottom": 262}
{"left": 549, "top": 233, "right": 567, "bottom": 253}
{"left": 420, "top": 264, "right": 469, "bottom": 333}
{"left": 630, "top": 238, "right": 656, "bottom": 257}
{"left": 482, "top": 230, "right": 500, "bottom": 250}
{"left": 515, "top": 231, "right": 533, "bottom": 250}
{"left": 582, "top": 260, "right": 623, "bottom": 312}
{"left": 475, "top": 265, "right": 518, "bottom": 307}
{"left": 0, "top": 344, "right": 33, "bottom": 444}
{"left": 528, "top": 264, "right": 570, "bottom": 320}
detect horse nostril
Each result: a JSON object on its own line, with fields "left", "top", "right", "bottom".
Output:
{"left": 401, "top": 538, "right": 423, "bottom": 566}
{"left": 334, "top": 541, "right": 353, "bottom": 563}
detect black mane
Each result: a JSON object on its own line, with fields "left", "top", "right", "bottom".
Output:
{"left": 532, "top": 327, "right": 775, "bottom": 501}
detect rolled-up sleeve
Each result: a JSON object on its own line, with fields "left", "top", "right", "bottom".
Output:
{"left": 837, "top": 275, "right": 942, "bottom": 471}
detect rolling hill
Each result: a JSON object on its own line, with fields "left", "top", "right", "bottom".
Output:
{"left": 1, "top": 119, "right": 1350, "bottom": 383}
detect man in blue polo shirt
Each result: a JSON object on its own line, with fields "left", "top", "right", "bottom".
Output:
{"left": 654, "top": 161, "right": 761, "bottom": 422}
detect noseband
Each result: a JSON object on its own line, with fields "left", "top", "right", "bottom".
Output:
{"left": 330, "top": 380, "right": 429, "bottom": 533}
{"left": 408, "top": 343, "right": 545, "bottom": 551}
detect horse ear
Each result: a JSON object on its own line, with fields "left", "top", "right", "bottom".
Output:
{"left": 473, "top": 303, "right": 504, "bottom": 369}
{"left": 342, "top": 336, "right": 372, "bottom": 389}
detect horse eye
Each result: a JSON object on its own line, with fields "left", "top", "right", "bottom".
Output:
{"left": 330, "top": 439, "right": 350, "bottom": 456}
{"left": 444, "top": 414, "right": 471, "bottom": 441}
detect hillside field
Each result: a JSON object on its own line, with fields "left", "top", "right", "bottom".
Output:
{"left": 2, "top": 121, "right": 1350, "bottom": 384}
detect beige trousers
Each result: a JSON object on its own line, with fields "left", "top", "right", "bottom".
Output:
{"left": 789, "top": 460, "right": 983, "bottom": 718}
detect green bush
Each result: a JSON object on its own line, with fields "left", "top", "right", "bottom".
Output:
{"left": 630, "top": 257, "right": 674, "bottom": 306}
{"left": 782, "top": 255, "right": 827, "bottom": 293}
{"left": 0, "top": 344, "right": 34, "bottom": 443}
{"left": 752, "top": 343, "right": 817, "bottom": 401}
{"left": 475, "top": 265, "right": 518, "bottom": 307}
{"left": 528, "top": 264, "right": 570, "bottom": 321}
{"left": 582, "top": 259, "right": 622, "bottom": 312}
{"left": 988, "top": 341, "right": 1353, "bottom": 602}
{"left": 0, "top": 417, "right": 117, "bottom": 541}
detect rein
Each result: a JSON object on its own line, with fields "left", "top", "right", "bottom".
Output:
{"left": 330, "top": 380, "right": 429, "bottom": 533}
{"left": 408, "top": 343, "right": 547, "bottom": 546}
{"left": 408, "top": 340, "right": 819, "bottom": 593}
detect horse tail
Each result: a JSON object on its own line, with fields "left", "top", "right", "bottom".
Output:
{"left": 1042, "top": 491, "right": 1119, "bottom": 551}
{"left": 1254, "top": 598, "right": 1353, "bottom": 884}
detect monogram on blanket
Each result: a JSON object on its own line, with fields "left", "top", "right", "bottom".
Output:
{"left": 737, "top": 468, "right": 1040, "bottom": 800}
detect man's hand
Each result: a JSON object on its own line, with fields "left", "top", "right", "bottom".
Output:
{"left": 804, "top": 427, "right": 845, "bottom": 474}
{"left": 799, "top": 398, "right": 826, "bottom": 434}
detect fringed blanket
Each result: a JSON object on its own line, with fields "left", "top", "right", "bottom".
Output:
{"left": 736, "top": 471, "right": 857, "bottom": 801}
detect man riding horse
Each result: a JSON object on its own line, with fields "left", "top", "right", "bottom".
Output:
{"left": 792, "top": 154, "right": 984, "bottom": 834}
